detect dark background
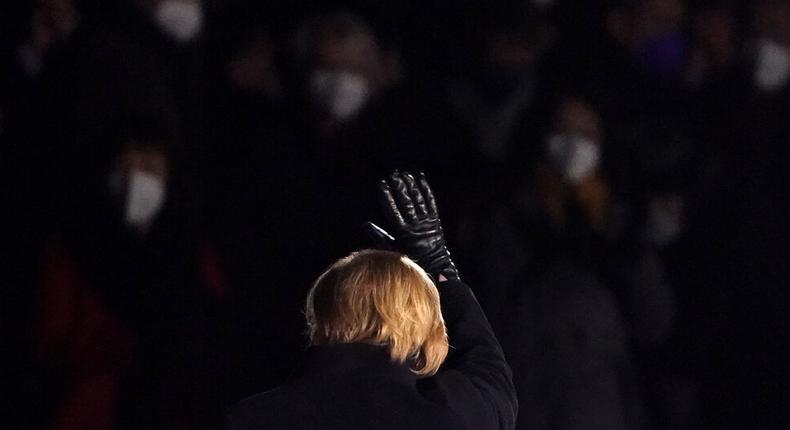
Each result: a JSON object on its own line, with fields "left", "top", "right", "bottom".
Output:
{"left": 1, "top": 0, "right": 789, "bottom": 429}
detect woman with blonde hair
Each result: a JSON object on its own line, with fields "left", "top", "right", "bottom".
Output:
{"left": 228, "top": 171, "right": 517, "bottom": 429}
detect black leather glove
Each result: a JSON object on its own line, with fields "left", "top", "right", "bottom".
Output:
{"left": 366, "top": 171, "right": 460, "bottom": 282}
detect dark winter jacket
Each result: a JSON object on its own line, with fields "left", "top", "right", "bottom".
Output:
{"left": 227, "top": 279, "right": 517, "bottom": 430}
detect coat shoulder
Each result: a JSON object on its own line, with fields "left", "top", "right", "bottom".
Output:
{"left": 226, "top": 387, "right": 303, "bottom": 430}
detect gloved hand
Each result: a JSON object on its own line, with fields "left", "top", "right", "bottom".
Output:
{"left": 366, "top": 171, "right": 459, "bottom": 282}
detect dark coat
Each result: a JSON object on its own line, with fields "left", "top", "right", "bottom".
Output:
{"left": 227, "top": 280, "right": 518, "bottom": 430}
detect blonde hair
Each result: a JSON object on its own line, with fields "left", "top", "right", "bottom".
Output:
{"left": 305, "top": 249, "right": 449, "bottom": 377}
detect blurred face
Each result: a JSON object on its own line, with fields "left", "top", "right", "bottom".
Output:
{"left": 628, "top": 0, "right": 689, "bottom": 75}
{"left": 108, "top": 146, "right": 169, "bottom": 232}
{"left": 636, "top": 0, "right": 686, "bottom": 39}
{"left": 757, "top": 0, "right": 790, "bottom": 45}
{"left": 309, "top": 31, "right": 380, "bottom": 122}
{"left": 149, "top": 0, "right": 205, "bottom": 43}
{"left": 608, "top": 0, "right": 687, "bottom": 50}
{"left": 313, "top": 31, "right": 380, "bottom": 79}
{"left": 694, "top": 7, "right": 736, "bottom": 56}
{"left": 545, "top": 99, "right": 602, "bottom": 183}
{"left": 477, "top": 34, "right": 539, "bottom": 102}
{"left": 228, "top": 36, "right": 280, "bottom": 95}
{"left": 119, "top": 146, "right": 169, "bottom": 180}
{"left": 31, "top": 0, "right": 79, "bottom": 52}
{"left": 35, "top": 0, "right": 79, "bottom": 31}
{"left": 488, "top": 35, "right": 537, "bottom": 71}
{"left": 556, "top": 99, "right": 602, "bottom": 142}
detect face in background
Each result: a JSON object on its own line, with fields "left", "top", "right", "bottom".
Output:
{"left": 695, "top": 5, "right": 736, "bottom": 57}
{"left": 753, "top": 0, "right": 790, "bottom": 91}
{"left": 684, "top": 4, "right": 739, "bottom": 87}
{"left": 309, "top": 24, "right": 379, "bottom": 124}
{"left": 140, "top": 0, "right": 204, "bottom": 44}
{"left": 227, "top": 33, "right": 281, "bottom": 97}
{"left": 545, "top": 98, "right": 603, "bottom": 184}
{"left": 756, "top": 0, "right": 790, "bottom": 46}
{"left": 480, "top": 32, "right": 540, "bottom": 102}
{"left": 108, "top": 144, "right": 169, "bottom": 234}
{"left": 32, "top": 0, "right": 80, "bottom": 49}
{"left": 694, "top": 5, "right": 737, "bottom": 65}
{"left": 310, "top": 30, "right": 376, "bottom": 122}
{"left": 608, "top": 0, "right": 686, "bottom": 45}
{"left": 313, "top": 25, "right": 381, "bottom": 81}
{"left": 488, "top": 33, "right": 539, "bottom": 74}
{"left": 299, "top": 13, "right": 400, "bottom": 126}
{"left": 478, "top": 4, "right": 546, "bottom": 103}
{"left": 607, "top": 0, "right": 688, "bottom": 76}
{"left": 17, "top": 0, "right": 79, "bottom": 77}
{"left": 635, "top": 0, "right": 686, "bottom": 40}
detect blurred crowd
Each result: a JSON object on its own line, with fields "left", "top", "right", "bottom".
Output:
{"left": 1, "top": 0, "right": 789, "bottom": 429}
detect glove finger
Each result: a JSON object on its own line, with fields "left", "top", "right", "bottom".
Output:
{"left": 379, "top": 180, "right": 406, "bottom": 228}
{"left": 418, "top": 172, "right": 439, "bottom": 217}
{"left": 390, "top": 171, "right": 418, "bottom": 222}
{"left": 403, "top": 172, "right": 428, "bottom": 217}
{"left": 364, "top": 221, "right": 396, "bottom": 249}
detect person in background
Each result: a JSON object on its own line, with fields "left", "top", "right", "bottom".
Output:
{"left": 661, "top": 2, "right": 790, "bottom": 428}
{"left": 456, "top": 94, "right": 677, "bottom": 430}
{"left": 750, "top": 0, "right": 790, "bottom": 94}
{"left": 228, "top": 171, "right": 517, "bottom": 430}
{"left": 292, "top": 11, "right": 402, "bottom": 140}
{"left": 37, "top": 0, "right": 207, "bottom": 181}
{"left": 445, "top": 2, "right": 553, "bottom": 175}
{"left": 536, "top": 98, "right": 609, "bottom": 237}
{"left": 743, "top": 0, "right": 790, "bottom": 144}
{"left": 586, "top": 0, "right": 693, "bottom": 193}
{"left": 0, "top": 3, "right": 82, "bottom": 425}
{"left": 199, "top": 15, "right": 306, "bottom": 397}
{"left": 0, "top": 0, "right": 82, "bottom": 236}
{"left": 440, "top": 3, "right": 559, "bottom": 274}
{"left": 683, "top": 0, "right": 748, "bottom": 198}
{"left": 281, "top": 10, "right": 441, "bottom": 277}
{"left": 29, "top": 116, "right": 231, "bottom": 429}
{"left": 685, "top": 0, "right": 744, "bottom": 92}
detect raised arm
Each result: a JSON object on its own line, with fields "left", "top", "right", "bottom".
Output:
{"left": 368, "top": 171, "right": 517, "bottom": 430}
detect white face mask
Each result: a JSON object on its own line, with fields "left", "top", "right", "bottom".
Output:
{"left": 754, "top": 37, "right": 790, "bottom": 93}
{"left": 309, "top": 70, "right": 370, "bottom": 121}
{"left": 154, "top": 0, "right": 204, "bottom": 43}
{"left": 124, "top": 170, "right": 167, "bottom": 232}
{"left": 546, "top": 133, "right": 601, "bottom": 183}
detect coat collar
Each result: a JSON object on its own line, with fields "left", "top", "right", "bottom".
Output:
{"left": 297, "top": 343, "right": 417, "bottom": 386}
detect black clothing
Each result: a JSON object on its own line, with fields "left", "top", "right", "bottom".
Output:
{"left": 227, "top": 280, "right": 517, "bottom": 430}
